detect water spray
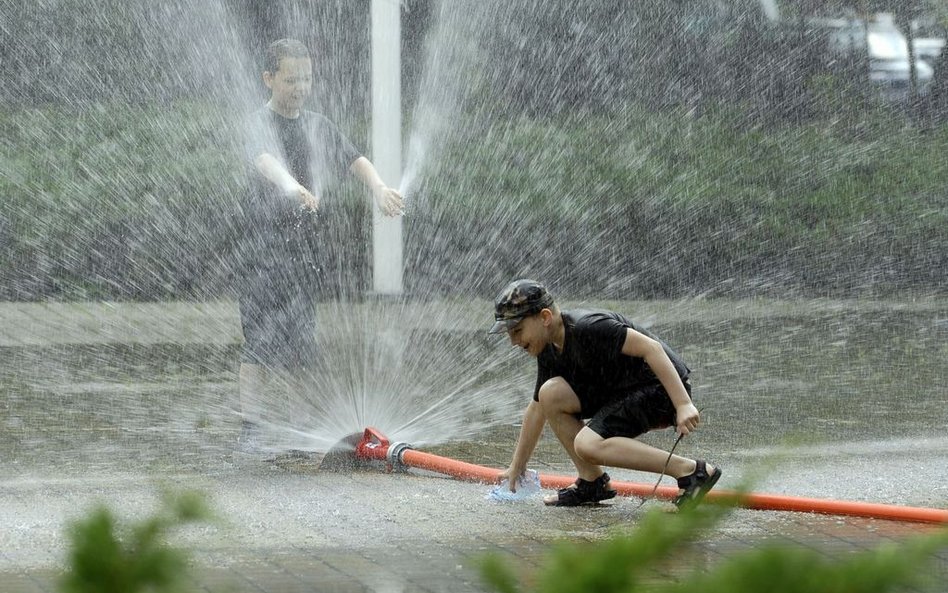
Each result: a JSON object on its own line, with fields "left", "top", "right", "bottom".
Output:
{"left": 326, "top": 427, "right": 948, "bottom": 525}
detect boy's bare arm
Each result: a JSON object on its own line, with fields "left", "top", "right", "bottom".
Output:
{"left": 349, "top": 156, "right": 404, "bottom": 216}
{"left": 621, "top": 328, "right": 700, "bottom": 435}
{"left": 253, "top": 153, "right": 319, "bottom": 211}
{"left": 502, "top": 400, "right": 545, "bottom": 490}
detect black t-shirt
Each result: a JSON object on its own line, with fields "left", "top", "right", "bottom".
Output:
{"left": 238, "top": 108, "right": 361, "bottom": 269}
{"left": 534, "top": 309, "right": 690, "bottom": 417}
{"left": 274, "top": 112, "right": 315, "bottom": 192}
{"left": 243, "top": 107, "right": 361, "bottom": 217}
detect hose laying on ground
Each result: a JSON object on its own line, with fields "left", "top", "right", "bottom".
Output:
{"left": 352, "top": 427, "right": 948, "bottom": 525}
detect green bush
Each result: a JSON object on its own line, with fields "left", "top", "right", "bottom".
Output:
{"left": 416, "top": 104, "right": 947, "bottom": 296}
{"left": 480, "top": 504, "right": 948, "bottom": 593}
{"left": 60, "top": 490, "right": 212, "bottom": 593}
{"left": 2, "top": 100, "right": 946, "bottom": 299}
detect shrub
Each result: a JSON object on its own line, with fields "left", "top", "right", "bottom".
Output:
{"left": 480, "top": 504, "right": 948, "bottom": 593}
{"left": 60, "top": 490, "right": 212, "bottom": 593}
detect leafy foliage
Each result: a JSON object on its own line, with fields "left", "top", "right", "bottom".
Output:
{"left": 480, "top": 504, "right": 948, "bottom": 593}
{"left": 2, "top": 96, "right": 946, "bottom": 299}
{"left": 59, "top": 490, "right": 212, "bottom": 593}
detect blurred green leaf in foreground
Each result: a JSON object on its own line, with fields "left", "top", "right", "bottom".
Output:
{"left": 481, "top": 503, "right": 948, "bottom": 593}
{"left": 60, "top": 489, "right": 212, "bottom": 593}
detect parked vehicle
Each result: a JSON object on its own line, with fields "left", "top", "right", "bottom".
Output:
{"left": 914, "top": 36, "right": 946, "bottom": 67}
{"left": 822, "top": 13, "right": 945, "bottom": 100}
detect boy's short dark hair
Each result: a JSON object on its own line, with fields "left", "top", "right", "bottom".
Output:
{"left": 265, "top": 38, "right": 310, "bottom": 73}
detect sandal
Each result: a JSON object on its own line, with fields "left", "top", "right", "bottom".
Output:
{"left": 544, "top": 473, "right": 617, "bottom": 507}
{"left": 673, "top": 461, "right": 721, "bottom": 508}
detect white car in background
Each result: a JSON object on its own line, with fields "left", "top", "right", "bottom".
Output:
{"left": 825, "top": 13, "right": 944, "bottom": 99}
{"left": 867, "top": 14, "right": 934, "bottom": 95}
{"left": 913, "top": 36, "right": 946, "bottom": 67}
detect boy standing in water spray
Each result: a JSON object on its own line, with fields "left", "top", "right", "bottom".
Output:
{"left": 235, "top": 38, "right": 403, "bottom": 452}
{"left": 491, "top": 279, "right": 721, "bottom": 507}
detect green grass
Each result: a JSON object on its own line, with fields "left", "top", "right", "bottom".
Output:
{"left": 2, "top": 100, "right": 945, "bottom": 298}
{"left": 426, "top": 103, "right": 948, "bottom": 220}
{"left": 0, "top": 102, "right": 245, "bottom": 245}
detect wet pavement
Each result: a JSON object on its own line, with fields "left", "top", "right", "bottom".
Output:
{"left": 1, "top": 450, "right": 945, "bottom": 592}
{"left": 2, "top": 450, "right": 946, "bottom": 593}
{"left": 1, "top": 300, "right": 947, "bottom": 592}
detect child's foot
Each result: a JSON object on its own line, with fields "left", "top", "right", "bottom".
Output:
{"left": 544, "top": 473, "right": 617, "bottom": 506}
{"left": 673, "top": 461, "right": 721, "bottom": 508}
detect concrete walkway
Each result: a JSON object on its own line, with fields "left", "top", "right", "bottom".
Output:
{"left": 3, "top": 453, "right": 946, "bottom": 593}
{"left": 2, "top": 300, "right": 946, "bottom": 592}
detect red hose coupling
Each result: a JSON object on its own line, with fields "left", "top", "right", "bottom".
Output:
{"left": 354, "top": 426, "right": 391, "bottom": 461}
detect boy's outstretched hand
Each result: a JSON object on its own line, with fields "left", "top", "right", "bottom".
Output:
{"left": 373, "top": 185, "right": 404, "bottom": 217}
{"left": 675, "top": 402, "right": 700, "bottom": 436}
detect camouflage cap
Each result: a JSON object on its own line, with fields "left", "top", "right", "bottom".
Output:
{"left": 488, "top": 279, "right": 555, "bottom": 334}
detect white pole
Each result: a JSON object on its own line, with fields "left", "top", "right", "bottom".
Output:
{"left": 371, "top": 0, "right": 403, "bottom": 295}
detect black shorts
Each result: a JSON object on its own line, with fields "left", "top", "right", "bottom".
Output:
{"left": 584, "top": 382, "right": 690, "bottom": 440}
{"left": 237, "top": 262, "right": 319, "bottom": 369}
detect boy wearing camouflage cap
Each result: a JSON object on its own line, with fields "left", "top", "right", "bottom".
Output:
{"left": 490, "top": 279, "right": 720, "bottom": 507}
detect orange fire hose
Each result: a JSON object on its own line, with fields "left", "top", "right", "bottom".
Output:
{"left": 353, "top": 427, "right": 948, "bottom": 525}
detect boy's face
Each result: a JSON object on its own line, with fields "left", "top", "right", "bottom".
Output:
{"left": 506, "top": 311, "right": 552, "bottom": 357}
{"left": 264, "top": 56, "right": 313, "bottom": 115}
